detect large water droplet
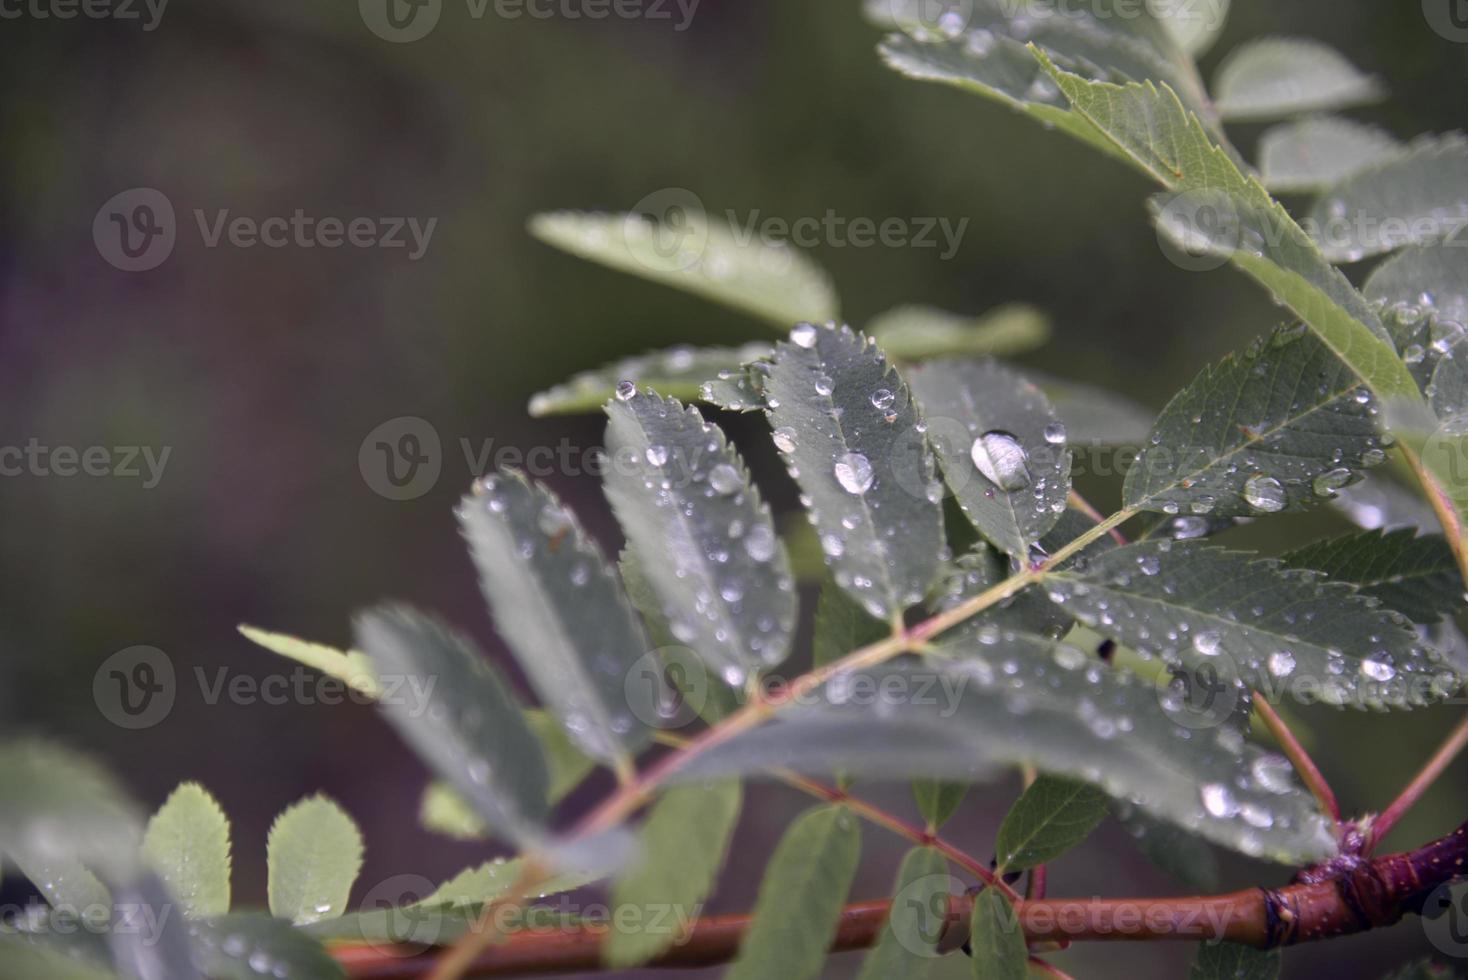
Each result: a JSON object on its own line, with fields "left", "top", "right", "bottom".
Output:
{"left": 1201, "top": 782, "right": 1238, "bottom": 818}
{"left": 870, "top": 388, "right": 895, "bottom": 410}
{"left": 1267, "top": 651, "right": 1296, "bottom": 678}
{"left": 614, "top": 380, "right": 637, "bottom": 401}
{"left": 790, "top": 323, "right": 819, "bottom": 348}
{"left": 834, "top": 453, "right": 875, "bottom": 495}
{"left": 645, "top": 445, "right": 670, "bottom": 467}
{"left": 709, "top": 463, "right": 742, "bottom": 496}
{"left": 1043, "top": 421, "right": 1067, "bottom": 445}
{"left": 772, "top": 427, "right": 798, "bottom": 453}
{"left": 971, "top": 430, "right": 1031, "bottom": 491}
{"left": 1242, "top": 474, "right": 1286, "bottom": 513}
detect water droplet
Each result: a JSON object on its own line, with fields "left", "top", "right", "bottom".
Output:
{"left": 1361, "top": 658, "right": 1396, "bottom": 681}
{"left": 1267, "top": 651, "right": 1296, "bottom": 678}
{"left": 790, "top": 323, "right": 819, "bottom": 348}
{"left": 1312, "top": 467, "right": 1355, "bottom": 497}
{"left": 709, "top": 463, "right": 742, "bottom": 495}
{"left": 1170, "top": 516, "right": 1210, "bottom": 540}
{"left": 1043, "top": 421, "right": 1067, "bottom": 445}
{"left": 971, "top": 430, "right": 1031, "bottom": 491}
{"left": 1201, "top": 783, "right": 1238, "bottom": 818}
{"left": 1242, "top": 474, "right": 1286, "bottom": 513}
{"left": 1193, "top": 631, "right": 1222, "bottom": 656}
{"left": 870, "top": 388, "right": 895, "bottom": 410}
{"left": 645, "top": 445, "right": 669, "bottom": 467}
{"left": 744, "top": 524, "right": 777, "bottom": 562}
{"left": 772, "top": 427, "right": 798, "bottom": 453}
{"left": 834, "top": 453, "right": 875, "bottom": 495}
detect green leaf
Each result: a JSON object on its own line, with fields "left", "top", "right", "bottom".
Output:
{"left": 11, "top": 856, "right": 111, "bottom": 915}
{"left": 605, "top": 781, "right": 743, "bottom": 968}
{"left": 236, "top": 626, "right": 380, "bottom": 698}
{"left": 1188, "top": 941, "right": 1280, "bottom": 979}
{"left": 1114, "top": 805, "right": 1220, "bottom": 892}
{"left": 931, "top": 545, "right": 1073, "bottom": 642}
{"left": 1431, "top": 345, "right": 1468, "bottom": 420}
{"left": 1122, "top": 324, "right": 1389, "bottom": 517}
{"left": 1213, "top": 37, "right": 1382, "bottom": 121}
{"left": 866, "top": 303, "right": 1050, "bottom": 361}
{"left": 418, "top": 782, "right": 488, "bottom": 841}
{"left": 190, "top": 914, "right": 345, "bottom": 980}
{"left": 764, "top": 323, "right": 945, "bottom": 619}
{"left": 908, "top": 357, "right": 1070, "bottom": 558}
{"left": 725, "top": 805, "right": 861, "bottom": 980}
{"left": 969, "top": 887, "right": 1028, "bottom": 980}
{"left": 526, "top": 343, "right": 773, "bottom": 416}
{"left": 813, "top": 577, "right": 889, "bottom": 669}
{"left": 912, "top": 780, "right": 968, "bottom": 831}
{"left": 1036, "top": 56, "right": 1417, "bottom": 403}
{"left": 1156, "top": 0, "right": 1230, "bottom": 57}
{"left": 1306, "top": 134, "right": 1468, "bottom": 262}
{"left": 1045, "top": 539, "right": 1455, "bottom": 708}
{"left": 0, "top": 934, "right": 116, "bottom": 980}
{"left": 529, "top": 210, "right": 837, "bottom": 328}
{"left": 1258, "top": 115, "right": 1402, "bottom": 194}
{"left": 855, "top": 847, "right": 952, "bottom": 980}
{"left": 1282, "top": 529, "right": 1465, "bottom": 623}
{"left": 995, "top": 775, "right": 1109, "bottom": 872}
{"left": 354, "top": 606, "right": 550, "bottom": 839}
{"left": 142, "top": 782, "right": 231, "bottom": 918}
{"left": 1365, "top": 242, "right": 1468, "bottom": 328}
{"left": 266, "top": 795, "right": 363, "bottom": 925}
{"left": 0, "top": 740, "right": 141, "bottom": 879}
{"left": 427, "top": 859, "right": 602, "bottom": 907}
{"left": 459, "top": 469, "right": 653, "bottom": 764}
{"left": 527, "top": 708, "right": 598, "bottom": 802}
{"left": 682, "top": 657, "right": 1338, "bottom": 864}
{"left": 604, "top": 389, "right": 798, "bottom": 684}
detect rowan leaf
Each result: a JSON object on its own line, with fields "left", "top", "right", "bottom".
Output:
{"left": 459, "top": 470, "right": 653, "bottom": 764}
{"left": 969, "top": 887, "right": 1028, "bottom": 980}
{"left": 529, "top": 210, "right": 837, "bottom": 328}
{"left": 1045, "top": 539, "right": 1458, "bottom": 708}
{"left": 1156, "top": 0, "right": 1230, "bottom": 57}
{"left": 725, "top": 805, "right": 861, "bottom": 980}
{"left": 1306, "top": 134, "right": 1468, "bottom": 262}
{"left": 912, "top": 780, "right": 969, "bottom": 831}
{"left": 1282, "top": 529, "right": 1465, "bottom": 623}
{"left": 526, "top": 343, "right": 773, "bottom": 416}
{"left": 1123, "top": 324, "right": 1390, "bottom": 517}
{"left": 995, "top": 775, "right": 1109, "bottom": 872}
{"left": 142, "top": 782, "right": 231, "bottom": 918}
{"left": 265, "top": 795, "right": 363, "bottom": 926}
{"left": 235, "top": 626, "right": 379, "bottom": 698}
{"left": 681, "top": 657, "right": 1338, "bottom": 864}
{"left": 1258, "top": 115, "right": 1402, "bottom": 194}
{"left": 866, "top": 303, "right": 1050, "bottom": 361}
{"left": 855, "top": 847, "right": 952, "bottom": 980}
{"left": 908, "top": 357, "right": 1070, "bottom": 558}
{"left": 354, "top": 607, "right": 550, "bottom": 844}
{"left": 604, "top": 389, "right": 797, "bottom": 685}
{"left": 1213, "top": 37, "right": 1382, "bottom": 121}
{"left": 605, "top": 781, "right": 743, "bottom": 968}
{"left": 764, "top": 323, "right": 944, "bottom": 619}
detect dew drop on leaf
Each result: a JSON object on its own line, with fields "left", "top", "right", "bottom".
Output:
{"left": 790, "top": 323, "right": 819, "bottom": 348}
{"left": 1242, "top": 474, "right": 1286, "bottom": 513}
{"left": 834, "top": 453, "right": 875, "bottom": 495}
{"left": 970, "top": 430, "right": 1031, "bottom": 491}
{"left": 709, "top": 463, "right": 742, "bottom": 496}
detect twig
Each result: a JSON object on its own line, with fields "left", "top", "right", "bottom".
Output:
{"left": 1253, "top": 697, "right": 1340, "bottom": 824}
{"left": 1370, "top": 710, "right": 1468, "bottom": 853}
{"left": 333, "top": 818, "right": 1468, "bottom": 977}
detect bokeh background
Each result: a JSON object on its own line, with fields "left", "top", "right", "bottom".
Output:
{"left": 4, "top": 1, "right": 1468, "bottom": 976}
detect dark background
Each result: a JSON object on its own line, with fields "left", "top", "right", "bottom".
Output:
{"left": 3, "top": 2, "right": 1468, "bottom": 976}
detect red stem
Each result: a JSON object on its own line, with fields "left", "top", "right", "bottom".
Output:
{"left": 1371, "top": 710, "right": 1468, "bottom": 852}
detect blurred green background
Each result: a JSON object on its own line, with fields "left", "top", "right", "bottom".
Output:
{"left": 3, "top": 2, "right": 1468, "bottom": 976}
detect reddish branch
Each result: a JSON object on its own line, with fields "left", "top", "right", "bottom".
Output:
{"left": 332, "top": 819, "right": 1468, "bottom": 979}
